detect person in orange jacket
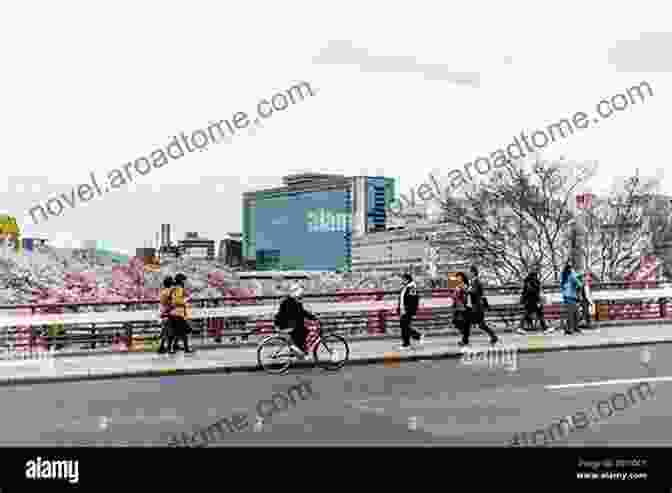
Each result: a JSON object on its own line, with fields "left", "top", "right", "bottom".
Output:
{"left": 169, "top": 273, "right": 194, "bottom": 353}
{"left": 157, "top": 276, "right": 175, "bottom": 354}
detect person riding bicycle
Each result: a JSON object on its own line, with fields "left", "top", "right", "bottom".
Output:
{"left": 274, "top": 283, "right": 317, "bottom": 359}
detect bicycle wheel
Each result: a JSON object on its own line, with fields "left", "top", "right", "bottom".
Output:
{"left": 313, "top": 334, "right": 349, "bottom": 371}
{"left": 257, "top": 336, "right": 293, "bottom": 374}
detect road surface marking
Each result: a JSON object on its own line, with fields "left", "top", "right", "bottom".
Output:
{"left": 546, "top": 376, "right": 672, "bottom": 390}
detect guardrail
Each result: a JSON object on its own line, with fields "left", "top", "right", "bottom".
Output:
{"left": 0, "top": 282, "right": 670, "bottom": 355}
{"left": 1, "top": 280, "right": 670, "bottom": 314}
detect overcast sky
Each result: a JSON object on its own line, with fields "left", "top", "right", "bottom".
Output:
{"left": 1, "top": 0, "right": 670, "bottom": 254}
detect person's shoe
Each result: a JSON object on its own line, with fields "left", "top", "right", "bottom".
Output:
{"left": 515, "top": 328, "right": 527, "bottom": 335}
{"left": 184, "top": 348, "right": 195, "bottom": 354}
{"left": 399, "top": 344, "right": 412, "bottom": 351}
{"left": 544, "top": 326, "right": 555, "bottom": 334}
{"left": 490, "top": 336, "right": 499, "bottom": 346}
{"left": 458, "top": 341, "right": 470, "bottom": 347}
{"left": 414, "top": 335, "right": 424, "bottom": 346}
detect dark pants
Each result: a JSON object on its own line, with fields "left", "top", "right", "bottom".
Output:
{"left": 400, "top": 313, "right": 421, "bottom": 347}
{"left": 463, "top": 308, "right": 497, "bottom": 343}
{"left": 520, "top": 303, "right": 547, "bottom": 331}
{"left": 563, "top": 303, "right": 578, "bottom": 333}
{"left": 158, "top": 319, "right": 172, "bottom": 353}
{"left": 170, "top": 317, "right": 192, "bottom": 352}
{"left": 290, "top": 324, "right": 308, "bottom": 352}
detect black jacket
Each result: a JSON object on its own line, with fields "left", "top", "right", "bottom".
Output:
{"left": 467, "top": 277, "right": 486, "bottom": 313}
{"left": 274, "top": 296, "right": 317, "bottom": 330}
{"left": 399, "top": 281, "right": 419, "bottom": 316}
{"left": 521, "top": 276, "right": 541, "bottom": 305}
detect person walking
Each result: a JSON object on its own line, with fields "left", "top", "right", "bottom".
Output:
{"left": 576, "top": 272, "right": 592, "bottom": 329}
{"left": 274, "top": 283, "right": 317, "bottom": 358}
{"left": 461, "top": 266, "right": 498, "bottom": 346}
{"left": 560, "top": 263, "right": 581, "bottom": 335}
{"left": 157, "top": 276, "right": 175, "bottom": 354}
{"left": 517, "top": 271, "right": 549, "bottom": 334}
{"left": 397, "top": 273, "right": 423, "bottom": 350}
{"left": 169, "top": 273, "right": 194, "bottom": 353}
{"left": 452, "top": 272, "right": 471, "bottom": 345}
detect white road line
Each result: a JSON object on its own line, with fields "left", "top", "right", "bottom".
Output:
{"left": 546, "top": 376, "right": 672, "bottom": 390}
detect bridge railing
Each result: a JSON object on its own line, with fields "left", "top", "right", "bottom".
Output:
{"left": 1, "top": 281, "right": 671, "bottom": 354}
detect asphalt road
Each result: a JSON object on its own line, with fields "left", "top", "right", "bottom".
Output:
{"left": 0, "top": 342, "right": 669, "bottom": 446}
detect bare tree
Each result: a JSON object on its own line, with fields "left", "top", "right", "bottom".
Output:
{"left": 439, "top": 156, "right": 597, "bottom": 285}
{"left": 584, "top": 170, "right": 663, "bottom": 282}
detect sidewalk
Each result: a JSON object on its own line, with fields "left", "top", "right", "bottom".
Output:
{"left": 1, "top": 323, "right": 672, "bottom": 387}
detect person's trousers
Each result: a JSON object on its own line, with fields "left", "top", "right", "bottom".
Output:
{"left": 520, "top": 304, "right": 547, "bottom": 331}
{"left": 400, "top": 313, "right": 421, "bottom": 346}
{"left": 290, "top": 325, "right": 308, "bottom": 352}
{"left": 464, "top": 309, "right": 496, "bottom": 342}
{"left": 564, "top": 303, "right": 578, "bottom": 333}
{"left": 158, "top": 319, "right": 171, "bottom": 352}
{"left": 170, "top": 318, "right": 191, "bottom": 351}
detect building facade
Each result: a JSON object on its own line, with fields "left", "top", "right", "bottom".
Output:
{"left": 178, "top": 233, "right": 215, "bottom": 260}
{"left": 242, "top": 174, "right": 395, "bottom": 272}
{"left": 351, "top": 221, "right": 468, "bottom": 275}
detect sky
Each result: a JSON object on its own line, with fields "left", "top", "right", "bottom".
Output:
{"left": 1, "top": 0, "right": 671, "bottom": 255}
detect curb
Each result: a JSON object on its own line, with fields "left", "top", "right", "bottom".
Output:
{"left": 2, "top": 335, "right": 672, "bottom": 388}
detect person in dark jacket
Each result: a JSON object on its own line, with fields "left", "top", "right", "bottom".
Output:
{"left": 452, "top": 272, "right": 471, "bottom": 345}
{"left": 398, "top": 273, "right": 423, "bottom": 349}
{"left": 461, "top": 266, "right": 498, "bottom": 346}
{"left": 274, "top": 283, "right": 317, "bottom": 358}
{"left": 517, "top": 271, "right": 549, "bottom": 334}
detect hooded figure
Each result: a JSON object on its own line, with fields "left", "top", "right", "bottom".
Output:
{"left": 274, "top": 283, "right": 317, "bottom": 357}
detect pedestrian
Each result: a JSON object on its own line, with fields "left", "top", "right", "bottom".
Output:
{"left": 169, "top": 273, "right": 194, "bottom": 353}
{"left": 576, "top": 272, "right": 592, "bottom": 329}
{"left": 397, "top": 273, "right": 423, "bottom": 350}
{"left": 157, "top": 276, "right": 175, "bottom": 354}
{"left": 274, "top": 283, "right": 317, "bottom": 358}
{"left": 560, "top": 263, "right": 581, "bottom": 335}
{"left": 517, "top": 271, "right": 550, "bottom": 334}
{"left": 452, "top": 272, "right": 471, "bottom": 345}
{"left": 461, "top": 266, "right": 498, "bottom": 347}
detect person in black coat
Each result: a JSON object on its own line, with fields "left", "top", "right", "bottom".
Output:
{"left": 461, "top": 266, "right": 498, "bottom": 346}
{"left": 397, "top": 273, "right": 423, "bottom": 349}
{"left": 274, "top": 283, "right": 317, "bottom": 358}
{"left": 518, "top": 271, "right": 549, "bottom": 333}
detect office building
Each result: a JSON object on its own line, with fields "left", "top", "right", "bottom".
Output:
{"left": 242, "top": 173, "right": 395, "bottom": 271}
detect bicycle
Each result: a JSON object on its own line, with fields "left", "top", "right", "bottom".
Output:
{"left": 257, "top": 320, "right": 350, "bottom": 375}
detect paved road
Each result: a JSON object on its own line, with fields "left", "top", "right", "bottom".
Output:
{"left": 0, "top": 339, "right": 668, "bottom": 446}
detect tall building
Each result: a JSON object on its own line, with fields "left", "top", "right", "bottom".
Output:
{"left": 242, "top": 174, "right": 396, "bottom": 271}
{"left": 219, "top": 234, "right": 242, "bottom": 267}
{"left": 161, "top": 224, "right": 171, "bottom": 247}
